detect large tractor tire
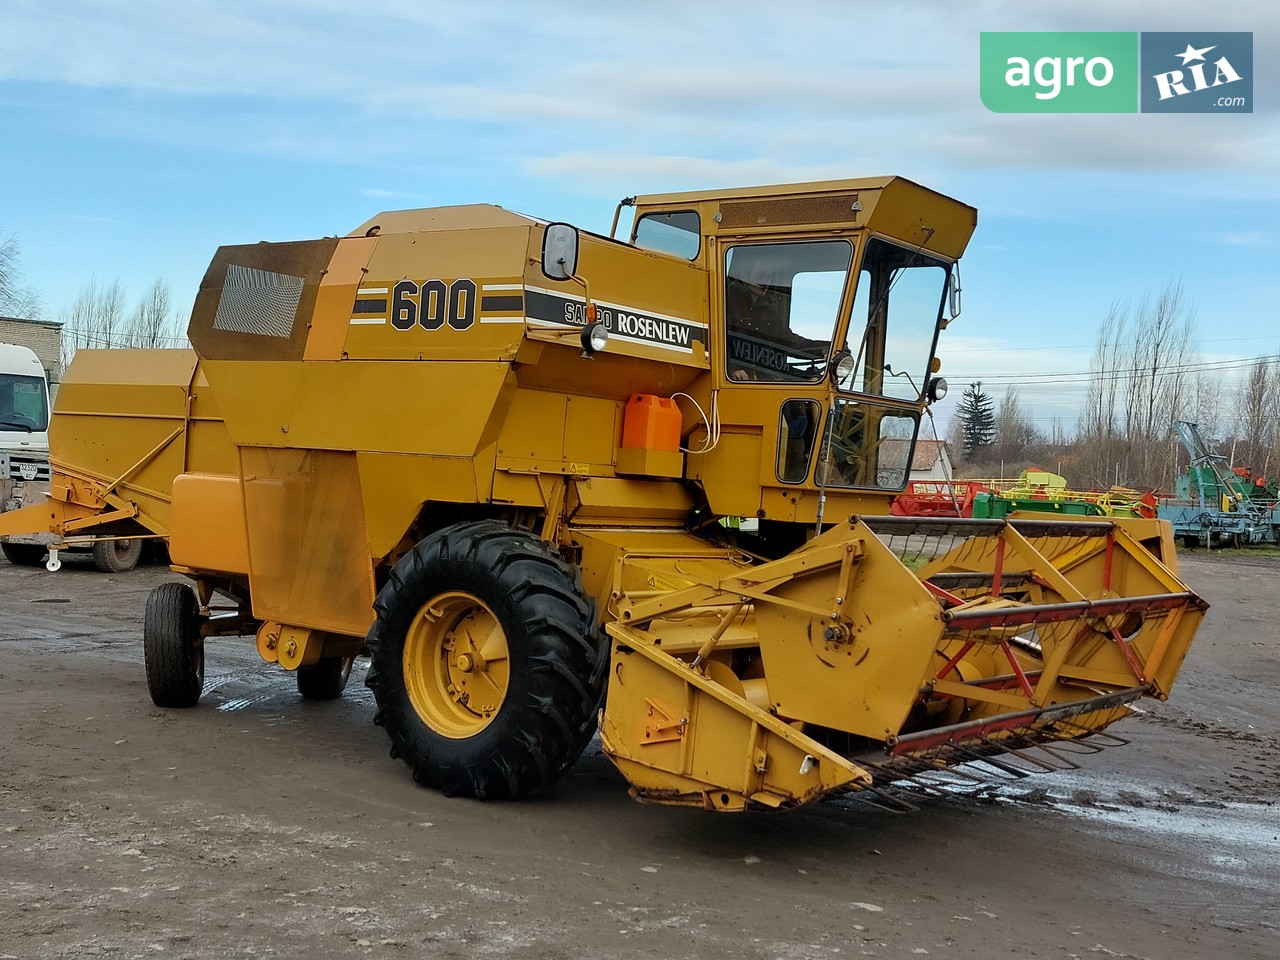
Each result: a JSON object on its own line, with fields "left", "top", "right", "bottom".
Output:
{"left": 364, "top": 520, "right": 604, "bottom": 800}
{"left": 93, "top": 537, "right": 143, "bottom": 573}
{"left": 297, "top": 656, "right": 355, "bottom": 701}
{"left": 144, "top": 582, "right": 205, "bottom": 708}
{"left": 1, "top": 542, "right": 46, "bottom": 566}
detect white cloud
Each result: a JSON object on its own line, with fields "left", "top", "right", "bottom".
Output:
{"left": 1217, "top": 231, "right": 1270, "bottom": 247}
{"left": 2, "top": 0, "right": 1278, "bottom": 354}
{"left": 2, "top": 0, "right": 1274, "bottom": 186}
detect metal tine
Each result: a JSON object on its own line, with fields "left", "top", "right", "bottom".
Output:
{"left": 885, "top": 746, "right": 991, "bottom": 782}
{"left": 902, "top": 768, "right": 992, "bottom": 794}
{"left": 912, "top": 757, "right": 989, "bottom": 784}
{"left": 875, "top": 765, "right": 970, "bottom": 797}
{"left": 856, "top": 787, "right": 922, "bottom": 814}
{"left": 1021, "top": 741, "right": 1084, "bottom": 770}
{"left": 906, "top": 747, "right": 993, "bottom": 783}
{"left": 999, "top": 740, "right": 1079, "bottom": 772}
{"left": 870, "top": 751, "right": 989, "bottom": 786}
{"left": 855, "top": 754, "right": 964, "bottom": 796}
{"left": 1079, "top": 729, "right": 1131, "bottom": 748}
{"left": 1019, "top": 735, "right": 1105, "bottom": 756}
{"left": 1050, "top": 720, "right": 1132, "bottom": 751}
{"left": 949, "top": 743, "right": 1032, "bottom": 779}
{"left": 878, "top": 754, "right": 1036, "bottom": 800}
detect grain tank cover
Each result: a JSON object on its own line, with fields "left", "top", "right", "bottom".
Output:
{"left": 346, "top": 203, "right": 535, "bottom": 238}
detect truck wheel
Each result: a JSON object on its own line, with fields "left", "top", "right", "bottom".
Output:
{"left": 93, "top": 537, "right": 143, "bottom": 573}
{"left": 144, "top": 582, "right": 205, "bottom": 708}
{"left": 364, "top": 520, "right": 603, "bottom": 800}
{"left": 1, "top": 542, "right": 46, "bottom": 566}
{"left": 296, "top": 656, "right": 354, "bottom": 701}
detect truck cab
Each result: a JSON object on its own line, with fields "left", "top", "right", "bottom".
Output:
{"left": 0, "top": 342, "right": 53, "bottom": 565}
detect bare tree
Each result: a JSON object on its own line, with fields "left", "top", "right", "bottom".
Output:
{"left": 61, "top": 277, "right": 127, "bottom": 367}
{"left": 1047, "top": 417, "right": 1071, "bottom": 447}
{"left": 1187, "top": 368, "right": 1226, "bottom": 443}
{"left": 1076, "top": 281, "right": 1198, "bottom": 490}
{"left": 993, "top": 385, "right": 1039, "bottom": 462}
{"left": 124, "top": 279, "right": 179, "bottom": 347}
{"left": 1077, "top": 303, "right": 1126, "bottom": 487}
{"left": 0, "top": 231, "right": 44, "bottom": 318}
{"left": 1233, "top": 359, "right": 1277, "bottom": 472}
{"left": 1120, "top": 281, "right": 1197, "bottom": 486}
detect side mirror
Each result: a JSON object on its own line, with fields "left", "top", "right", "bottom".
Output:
{"left": 944, "top": 263, "right": 962, "bottom": 326}
{"left": 542, "top": 223, "right": 580, "bottom": 280}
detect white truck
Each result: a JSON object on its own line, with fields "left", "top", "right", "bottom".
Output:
{"left": 0, "top": 343, "right": 53, "bottom": 566}
{"left": 0, "top": 343, "right": 142, "bottom": 571}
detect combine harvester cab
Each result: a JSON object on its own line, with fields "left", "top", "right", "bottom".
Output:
{"left": 14, "top": 177, "right": 1208, "bottom": 811}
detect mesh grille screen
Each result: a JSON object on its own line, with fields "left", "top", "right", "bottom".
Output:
{"left": 718, "top": 194, "right": 861, "bottom": 229}
{"left": 212, "top": 264, "right": 304, "bottom": 338}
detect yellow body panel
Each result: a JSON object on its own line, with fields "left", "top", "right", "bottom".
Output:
{"left": 239, "top": 447, "right": 376, "bottom": 637}
{"left": 170, "top": 474, "right": 249, "bottom": 574}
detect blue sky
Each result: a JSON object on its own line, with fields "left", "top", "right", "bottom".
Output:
{"left": 1, "top": 1, "right": 1275, "bottom": 431}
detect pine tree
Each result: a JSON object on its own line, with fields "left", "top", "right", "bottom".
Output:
{"left": 957, "top": 381, "right": 996, "bottom": 458}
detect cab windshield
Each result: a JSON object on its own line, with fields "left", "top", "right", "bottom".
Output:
{"left": 0, "top": 374, "right": 49, "bottom": 432}
{"left": 724, "top": 240, "right": 851, "bottom": 383}
{"left": 837, "top": 236, "right": 949, "bottom": 401}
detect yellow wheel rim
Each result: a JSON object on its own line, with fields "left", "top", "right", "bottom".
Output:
{"left": 403, "top": 591, "right": 510, "bottom": 738}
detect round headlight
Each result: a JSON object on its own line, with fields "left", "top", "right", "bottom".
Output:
{"left": 833, "top": 352, "right": 856, "bottom": 383}
{"left": 927, "top": 376, "right": 948, "bottom": 403}
{"left": 580, "top": 321, "right": 609, "bottom": 354}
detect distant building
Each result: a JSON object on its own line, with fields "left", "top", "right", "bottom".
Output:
{"left": 879, "top": 438, "right": 955, "bottom": 485}
{"left": 907, "top": 439, "right": 954, "bottom": 481}
{"left": 0, "top": 316, "right": 63, "bottom": 402}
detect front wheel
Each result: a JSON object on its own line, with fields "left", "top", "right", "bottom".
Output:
{"left": 144, "top": 582, "right": 205, "bottom": 707}
{"left": 364, "top": 520, "right": 604, "bottom": 800}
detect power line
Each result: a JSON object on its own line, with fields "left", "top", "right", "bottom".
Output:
{"left": 944, "top": 333, "right": 1280, "bottom": 356}
{"left": 947, "top": 352, "right": 1280, "bottom": 388}
{"left": 65, "top": 332, "right": 190, "bottom": 348}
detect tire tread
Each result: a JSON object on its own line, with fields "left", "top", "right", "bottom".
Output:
{"left": 364, "top": 520, "right": 604, "bottom": 800}
{"left": 144, "top": 582, "right": 204, "bottom": 708}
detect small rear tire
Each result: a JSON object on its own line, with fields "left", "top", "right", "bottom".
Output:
{"left": 1, "top": 542, "right": 47, "bottom": 566}
{"left": 297, "top": 656, "right": 355, "bottom": 701}
{"left": 144, "top": 582, "right": 205, "bottom": 708}
{"left": 94, "top": 537, "right": 143, "bottom": 573}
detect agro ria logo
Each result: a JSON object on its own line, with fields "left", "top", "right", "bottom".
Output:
{"left": 1140, "top": 32, "right": 1252, "bottom": 113}
{"left": 1152, "top": 43, "right": 1242, "bottom": 100}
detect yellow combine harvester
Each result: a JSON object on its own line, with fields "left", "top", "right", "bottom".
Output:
{"left": 0, "top": 177, "right": 1207, "bottom": 810}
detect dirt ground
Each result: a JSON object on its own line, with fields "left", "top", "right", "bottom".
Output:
{"left": 0, "top": 549, "right": 1276, "bottom": 960}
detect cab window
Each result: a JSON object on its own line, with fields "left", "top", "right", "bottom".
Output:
{"left": 633, "top": 211, "right": 700, "bottom": 260}
{"left": 724, "top": 240, "right": 850, "bottom": 383}
{"left": 837, "top": 237, "right": 948, "bottom": 401}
